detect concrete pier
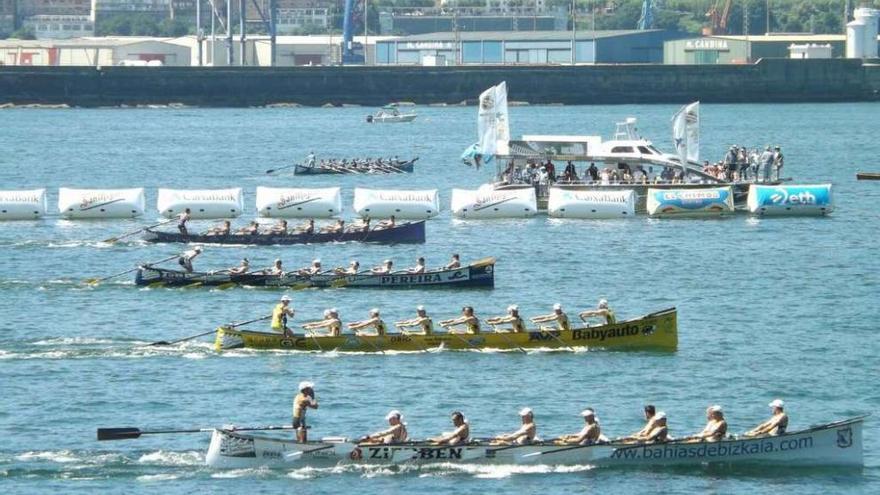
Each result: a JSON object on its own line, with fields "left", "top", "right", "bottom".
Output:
{"left": 1, "top": 58, "right": 878, "bottom": 107}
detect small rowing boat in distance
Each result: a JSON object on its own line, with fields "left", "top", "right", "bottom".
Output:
{"left": 294, "top": 158, "right": 417, "bottom": 175}
{"left": 215, "top": 308, "right": 678, "bottom": 352}
{"left": 135, "top": 257, "right": 496, "bottom": 289}
{"left": 856, "top": 172, "right": 880, "bottom": 180}
{"left": 143, "top": 221, "right": 425, "bottom": 245}
{"left": 205, "top": 415, "right": 864, "bottom": 468}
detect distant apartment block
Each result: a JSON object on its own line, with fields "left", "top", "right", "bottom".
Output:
{"left": 247, "top": 0, "right": 332, "bottom": 33}
{"left": 24, "top": 14, "right": 94, "bottom": 38}
{"left": 91, "top": 0, "right": 171, "bottom": 18}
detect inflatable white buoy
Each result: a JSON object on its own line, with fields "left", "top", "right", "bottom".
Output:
{"left": 58, "top": 188, "right": 145, "bottom": 219}
{"left": 747, "top": 184, "right": 833, "bottom": 216}
{"left": 646, "top": 186, "right": 734, "bottom": 217}
{"left": 256, "top": 187, "right": 342, "bottom": 218}
{"left": 0, "top": 189, "right": 47, "bottom": 220}
{"left": 451, "top": 185, "right": 536, "bottom": 219}
{"left": 157, "top": 188, "right": 244, "bottom": 219}
{"left": 353, "top": 188, "right": 439, "bottom": 219}
{"left": 547, "top": 188, "right": 635, "bottom": 219}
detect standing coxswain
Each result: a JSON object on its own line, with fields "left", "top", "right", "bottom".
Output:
{"left": 530, "top": 303, "right": 571, "bottom": 331}
{"left": 348, "top": 308, "right": 387, "bottom": 336}
{"left": 176, "top": 208, "right": 191, "bottom": 236}
{"left": 361, "top": 410, "right": 408, "bottom": 444}
{"left": 486, "top": 305, "right": 526, "bottom": 333}
{"left": 430, "top": 411, "right": 470, "bottom": 445}
{"left": 493, "top": 408, "right": 537, "bottom": 445}
{"left": 301, "top": 309, "right": 342, "bottom": 337}
{"left": 440, "top": 306, "right": 480, "bottom": 334}
{"left": 395, "top": 305, "right": 433, "bottom": 335}
{"left": 292, "top": 381, "right": 318, "bottom": 443}
{"left": 271, "top": 295, "right": 295, "bottom": 336}
{"left": 177, "top": 246, "right": 202, "bottom": 273}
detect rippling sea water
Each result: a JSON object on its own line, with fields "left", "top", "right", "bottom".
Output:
{"left": 0, "top": 103, "right": 878, "bottom": 494}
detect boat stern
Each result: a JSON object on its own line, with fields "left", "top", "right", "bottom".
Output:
{"left": 214, "top": 327, "right": 244, "bottom": 352}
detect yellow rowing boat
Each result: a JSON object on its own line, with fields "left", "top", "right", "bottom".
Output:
{"left": 214, "top": 307, "right": 677, "bottom": 352}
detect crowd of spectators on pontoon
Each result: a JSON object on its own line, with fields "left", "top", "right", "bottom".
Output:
{"left": 498, "top": 145, "right": 784, "bottom": 186}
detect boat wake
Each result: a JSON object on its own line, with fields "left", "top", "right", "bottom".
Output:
{"left": 0, "top": 340, "right": 216, "bottom": 361}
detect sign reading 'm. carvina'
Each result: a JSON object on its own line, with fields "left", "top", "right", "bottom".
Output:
{"left": 451, "top": 186, "right": 536, "bottom": 219}
{"left": 58, "top": 187, "right": 145, "bottom": 219}
{"left": 0, "top": 189, "right": 47, "bottom": 220}
{"left": 748, "top": 184, "right": 833, "bottom": 216}
{"left": 157, "top": 188, "right": 244, "bottom": 219}
{"left": 352, "top": 188, "right": 439, "bottom": 220}
{"left": 646, "top": 186, "right": 734, "bottom": 217}
{"left": 255, "top": 186, "right": 342, "bottom": 218}
{"left": 547, "top": 188, "right": 635, "bottom": 219}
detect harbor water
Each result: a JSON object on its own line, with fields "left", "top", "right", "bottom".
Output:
{"left": 0, "top": 103, "right": 878, "bottom": 493}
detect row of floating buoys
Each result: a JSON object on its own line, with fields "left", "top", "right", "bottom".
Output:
{"left": 0, "top": 187, "right": 437, "bottom": 221}
{"left": 0, "top": 184, "right": 835, "bottom": 221}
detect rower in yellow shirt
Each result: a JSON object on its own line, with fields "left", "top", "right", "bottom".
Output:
{"left": 579, "top": 299, "right": 616, "bottom": 325}
{"left": 486, "top": 305, "right": 527, "bottom": 333}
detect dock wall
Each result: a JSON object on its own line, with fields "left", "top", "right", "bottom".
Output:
{"left": 1, "top": 58, "right": 878, "bottom": 107}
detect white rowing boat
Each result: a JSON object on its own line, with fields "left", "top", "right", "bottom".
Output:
{"left": 204, "top": 416, "right": 864, "bottom": 468}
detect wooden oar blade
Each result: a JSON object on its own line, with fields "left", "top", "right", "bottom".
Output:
{"left": 97, "top": 427, "right": 142, "bottom": 441}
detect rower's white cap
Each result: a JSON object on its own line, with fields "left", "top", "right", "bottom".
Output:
{"left": 553, "top": 303, "right": 562, "bottom": 311}
{"left": 194, "top": 246, "right": 202, "bottom": 252}
{"left": 384, "top": 259, "right": 392, "bottom": 264}
{"left": 275, "top": 258, "right": 282, "bottom": 264}
{"left": 313, "top": 259, "right": 321, "bottom": 264}
{"left": 323, "top": 309, "right": 331, "bottom": 317}
{"left": 580, "top": 408, "right": 595, "bottom": 417}
{"left": 598, "top": 299, "right": 608, "bottom": 308}
{"left": 708, "top": 405, "right": 723, "bottom": 413}
{"left": 280, "top": 295, "right": 291, "bottom": 302}
{"left": 519, "top": 407, "right": 533, "bottom": 417}
{"left": 330, "top": 308, "right": 338, "bottom": 314}
{"left": 769, "top": 399, "right": 785, "bottom": 409}
{"left": 386, "top": 410, "right": 402, "bottom": 420}
{"left": 508, "top": 305, "right": 518, "bottom": 312}
{"left": 298, "top": 381, "right": 314, "bottom": 390}
{"left": 370, "top": 308, "right": 380, "bottom": 315}
{"left": 655, "top": 411, "right": 667, "bottom": 420}
{"left": 416, "top": 305, "right": 425, "bottom": 311}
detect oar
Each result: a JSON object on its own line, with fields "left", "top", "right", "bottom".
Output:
{"left": 305, "top": 329, "right": 325, "bottom": 352}
{"left": 266, "top": 163, "right": 298, "bottom": 175}
{"left": 102, "top": 219, "right": 174, "bottom": 243}
{"left": 354, "top": 332, "right": 386, "bottom": 355}
{"left": 538, "top": 325, "right": 575, "bottom": 352}
{"left": 97, "top": 424, "right": 294, "bottom": 441}
{"left": 147, "top": 315, "right": 271, "bottom": 346}
{"left": 485, "top": 321, "right": 527, "bottom": 354}
{"left": 84, "top": 254, "right": 179, "bottom": 285}
{"left": 397, "top": 327, "right": 430, "bottom": 353}
{"left": 441, "top": 326, "right": 483, "bottom": 352}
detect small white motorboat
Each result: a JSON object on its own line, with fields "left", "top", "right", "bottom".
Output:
{"left": 366, "top": 105, "right": 417, "bottom": 123}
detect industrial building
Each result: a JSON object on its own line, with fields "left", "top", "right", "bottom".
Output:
{"left": 0, "top": 34, "right": 391, "bottom": 66}
{"left": 375, "top": 30, "right": 686, "bottom": 66}
{"left": 664, "top": 33, "right": 880, "bottom": 64}
{"left": 0, "top": 36, "right": 191, "bottom": 65}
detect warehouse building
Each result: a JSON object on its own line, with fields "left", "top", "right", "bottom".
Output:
{"left": 375, "top": 29, "right": 685, "bottom": 66}
{"left": 0, "top": 37, "right": 191, "bottom": 66}
{"left": 664, "top": 34, "right": 880, "bottom": 64}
